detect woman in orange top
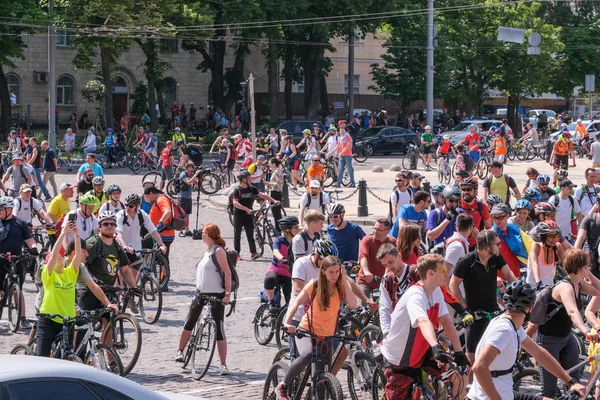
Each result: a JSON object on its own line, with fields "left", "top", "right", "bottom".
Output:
{"left": 487, "top": 129, "right": 507, "bottom": 163}
{"left": 278, "top": 255, "right": 357, "bottom": 398}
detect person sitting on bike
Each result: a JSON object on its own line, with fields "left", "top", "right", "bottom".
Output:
{"left": 535, "top": 173, "right": 555, "bottom": 203}
{"left": 13, "top": 183, "right": 54, "bottom": 226}
{"left": 98, "top": 184, "right": 124, "bottom": 214}
{"left": 530, "top": 202, "right": 572, "bottom": 252}
{"left": 326, "top": 203, "right": 365, "bottom": 262}
{"left": 525, "top": 249, "right": 600, "bottom": 398}
{"left": 380, "top": 254, "right": 467, "bottom": 399}
{"left": 277, "top": 254, "right": 358, "bottom": 399}
{"left": 172, "top": 127, "right": 186, "bottom": 147}
{"left": 82, "top": 128, "right": 97, "bottom": 156}
{"left": 279, "top": 135, "right": 301, "bottom": 190}
{"left": 304, "top": 155, "right": 324, "bottom": 188}
{"left": 526, "top": 221, "right": 564, "bottom": 289}
{"left": 85, "top": 176, "right": 108, "bottom": 214}
{"left": 509, "top": 199, "right": 534, "bottom": 232}
{"left": 298, "top": 129, "right": 318, "bottom": 159}
{"left": 62, "top": 193, "right": 100, "bottom": 245}
{"left": 76, "top": 153, "right": 104, "bottom": 182}
{"left": 519, "top": 122, "right": 539, "bottom": 148}
{"left": 144, "top": 131, "right": 159, "bottom": 164}
{"left": 209, "top": 128, "right": 229, "bottom": 154}
{"left": 175, "top": 224, "right": 232, "bottom": 375}
{"left": 467, "top": 279, "right": 585, "bottom": 400}
{"left": 522, "top": 167, "right": 540, "bottom": 194}
{"left": 2, "top": 154, "right": 31, "bottom": 198}
{"left": 436, "top": 134, "right": 455, "bottom": 168}
{"left": 550, "top": 127, "right": 576, "bottom": 179}
{"left": 576, "top": 118, "right": 589, "bottom": 155}
{"left": 0, "top": 195, "right": 39, "bottom": 329}
{"left": 455, "top": 123, "right": 481, "bottom": 162}
{"left": 36, "top": 222, "right": 118, "bottom": 357}
{"left": 377, "top": 243, "right": 409, "bottom": 337}
{"left": 263, "top": 216, "right": 299, "bottom": 308}
{"left": 103, "top": 128, "right": 116, "bottom": 169}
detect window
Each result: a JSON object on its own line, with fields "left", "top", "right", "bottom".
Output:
{"left": 160, "top": 39, "right": 178, "bottom": 53}
{"left": 344, "top": 75, "right": 360, "bottom": 95}
{"left": 56, "top": 75, "right": 76, "bottom": 106}
{"left": 297, "top": 85, "right": 304, "bottom": 93}
{"left": 6, "top": 73, "right": 20, "bottom": 105}
{"left": 88, "top": 382, "right": 133, "bottom": 400}
{"left": 56, "top": 29, "right": 72, "bottom": 47}
{"left": 163, "top": 78, "right": 177, "bottom": 106}
{"left": 8, "top": 380, "right": 97, "bottom": 399}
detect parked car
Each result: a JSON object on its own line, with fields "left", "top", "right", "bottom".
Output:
{"left": 274, "top": 120, "right": 326, "bottom": 144}
{"left": 549, "top": 120, "right": 600, "bottom": 142}
{"left": 0, "top": 355, "right": 203, "bottom": 400}
{"left": 354, "top": 126, "right": 417, "bottom": 156}
{"left": 483, "top": 104, "right": 532, "bottom": 119}
{"left": 446, "top": 120, "right": 508, "bottom": 145}
{"left": 523, "top": 109, "right": 556, "bottom": 128}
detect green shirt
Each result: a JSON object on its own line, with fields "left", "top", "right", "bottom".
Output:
{"left": 422, "top": 132, "right": 433, "bottom": 144}
{"left": 40, "top": 263, "right": 79, "bottom": 323}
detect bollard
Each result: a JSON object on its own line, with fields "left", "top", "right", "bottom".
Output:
{"left": 357, "top": 179, "right": 368, "bottom": 217}
{"left": 282, "top": 174, "right": 290, "bottom": 208}
{"left": 545, "top": 140, "right": 552, "bottom": 163}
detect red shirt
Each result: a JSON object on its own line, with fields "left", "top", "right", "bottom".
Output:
{"left": 357, "top": 235, "right": 397, "bottom": 289}
{"left": 498, "top": 233, "right": 521, "bottom": 279}
{"left": 439, "top": 141, "right": 452, "bottom": 154}
{"left": 460, "top": 199, "right": 490, "bottom": 247}
{"left": 161, "top": 147, "right": 172, "bottom": 167}
{"left": 465, "top": 133, "right": 480, "bottom": 151}
{"left": 401, "top": 248, "right": 421, "bottom": 266}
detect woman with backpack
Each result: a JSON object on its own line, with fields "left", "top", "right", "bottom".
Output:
{"left": 526, "top": 249, "right": 600, "bottom": 397}
{"left": 174, "top": 223, "right": 232, "bottom": 375}
{"left": 526, "top": 222, "right": 564, "bottom": 289}
{"left": 263, "top": 216, "right": 299, "bottom": 307}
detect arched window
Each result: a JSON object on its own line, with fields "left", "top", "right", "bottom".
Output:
{"left": 163, "top": 78, "right": 177, "bottom": 107}
{"left": 6, "top": 73, "right": 20, "bottom": 105}
{"left": 56, "top": 75, "right": 76, "bottom": 105}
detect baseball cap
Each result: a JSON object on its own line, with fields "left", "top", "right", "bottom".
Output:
{"left": 412, "top": 172, "right": 424, "bottom": 179}
{"left": 257, "top": 155, "right": 265, "bottom": 161}
{"left": 490, "top": 203, "right": 511, "bottom": 215}
{"left": 175, "top": 127, "right": 181, "bottom": 131}
{"left": 60, "top": 183, "right": 73, "bottom": 191}
{"left": 107, "top": 128, "right": 113, "bottom": 132}
{"left": 12, "top": 154, "right": 21, "bottom": 161}
{"left": 559, "top": 179, "right": 576, "bottom": 188}
{"left": 424, "top": 125, "right": 431, "bottom": 130}
{"left": 19, "top": 184, "right": 32, "bottom": 192}
{"left": 491, "top": 161, "right": 503, "bottom": 169}
{"left": 309, "top": 180, "right": 321, "bottom": 188}
{"left": 65, "top": 238, "right": 94, "bottom": 255}
{"left": 144, "top": 186, "right": 163, "bottom": 195}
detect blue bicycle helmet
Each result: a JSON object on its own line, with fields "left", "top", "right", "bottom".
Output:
{"left": 313, "top": 239, "right": 338, "bottom": 259}
{"left": 523, "top": 188, "right": 541, "bottom": 202}
{"left": 431, "top": 184, "right": 446, "bottom": 196}
{"left": 536, "top": 174, "right": 551, "bottom": 184}
{"left": 514, "top": 199, "right": 532, "bottom": 211}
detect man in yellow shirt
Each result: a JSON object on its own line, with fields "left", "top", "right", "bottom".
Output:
{"left": 305, "top": 155, "right": 325, "bottom": 187}
{"left": 47, "top": 182, "right": 74, "bottom": 246}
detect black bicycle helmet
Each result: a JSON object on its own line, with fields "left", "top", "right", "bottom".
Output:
{"left": 313, "top": 239, "right": 338, "bottom": 259}
{"left": 125, "top": 194, "right": 141, "bottom": 206}
{"left": 486, "top": 194, "right": 503, "bottom": 207}
{"left": 328, "top": 203, "right": 345, "bottom": 215}
{"left": 461, "top": 177, "right": 478, "bottom": 190}
{"left": 278, "top": 216, "right": 299, "bottom": 230}
{"left": 455, "top": 170, "right": 470, "bottom": 179}
{"left": 238, "top": 170, "right": 251, "bottom": 180}
{"left": 107, "top": 184, "right": 121, "bottom": 195}
{"left": 503, "top": 279, "right": 536, "bottom": 313}
{"left": 431, "top": 184, "right": 446, "bottom": 196}
{"left": 442, "top": 185, "right": 461, "bottom": 199}
{"left": 177, "top": 140, "right": 185, "bottom": 147}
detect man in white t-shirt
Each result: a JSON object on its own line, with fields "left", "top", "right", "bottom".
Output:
{"left": 548, "top": 179, "right": 584, "bottom": 242}
{"left": 380, "top": 254, "right": 468, "bottom": 399}
{"left": 61, "top": 194, "right": 99, "bottom": 245}
{"left": 12, "top": 184, "right": 53, "bottom": 225}
{"left": 573, "top": 168, "right": 600, "bottom": 216}
{"left": 298, "top": 181, "right": 330, "bottom": 226}
{"left": 444, "top": 214, "right": 473, "bottom": 277}
{"left": 323, "top": 127, "right": 339, "bottom": 155}
{"left": 467, "top": 280, "right": 585, "bottom": 400}
{"left": 291, "top": 210, "right": 325, "bottom": 259}
{"left": 377, "top": 243, "right": 410, "bottom": 336}
{"left": 390, "top": 171, "right": 413, "bottom": 220}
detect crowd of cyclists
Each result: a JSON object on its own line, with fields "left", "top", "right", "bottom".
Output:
{"left": 4, "top": 115, "right": 600, "bottom": 400}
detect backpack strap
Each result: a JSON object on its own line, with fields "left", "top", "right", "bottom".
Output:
{"left": 476, "top": 200, "right": 484, "bottom": 230}
{"left": 319, "top": 192, "right": 324, "bottom": 213}
{"left": 445, "top": 237, "right": 468, "bottom": 254}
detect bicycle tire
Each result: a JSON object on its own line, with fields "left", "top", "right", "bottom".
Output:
{"left": 357, "top": 324, "right": 383, "bottom": 354}
{"left": 143, "top": 171, "right": 161, "bottom": 187}
{"left": 516, "top": 148, "right": 528, "bottom": 161}
{"left": 401, "top": 156, "right": 412, "bottom": 170}
{"left": 507, "top": 146, "right": 516, "bottom": 161}
{"left": 191, "top": 319, "right": 217, "bottom": 380}
{"left": 85, "top": 344, "right": 124, "bottom": 376}
{"left": 263, "top": 361, "right": 289, "bottom": 400}
{"left": 271, "top": 347, "right": 291, "bottom": 364}
{"left": 476, "top": 158, "right": 488, "bottom": 179}
{"left": 275, "top": 306, "right": 290, "bottom": 351}
{"left": 116, "top": 151, "right": 128, "bottom": 168}
{"left": 101, "top": 313, "right": 142, "bottom": 376}
{"left": 229, "top": 212, "right": 235, "bottom": 226}
{"left": 323, "top": 166, "right": 335, "bottom": 188}
{"left": 153, "top": 252, "right": 170, "bottom": 290}
{"left": 10, "top": 343, "right": 33, "bottom": 355}
{"left": 371, "top": 363, "right": 387, "bottom": 400}
{"left": 254, "top": 226, "right": 265, "bottom": 258}
{"left": 139, "top": 275, "right": 163, "bottom": 325}
{"left": 253, "top": 303, "right": 275, "bottom": 346}
{"left": 130, "top": 156, "right": 142, "bottom": 174}
{"left": 166, "top": 178, "right": 179, "bottom": 198}
{"left": 347, "top": 351, "right": 378, "bottom": 400}
{"left": 7, "top": 282, "right": 22, "bottom": 332}
{"left": 353, "top": 148, "right": 369, "bottom": 163}
{"left": 66, "top": 353, "right": 84, "bottom": 363}
{"left": 199, "top": 172, "right": 222, "bottom": 195}
{"left": 315, "top": 372, "right": 344, "bottom": 400}
{"left": 97, "top": 154, "right": 108, "bottom": 169}
{"left": 512, "top": 367, "right": 551, "bottom": 396}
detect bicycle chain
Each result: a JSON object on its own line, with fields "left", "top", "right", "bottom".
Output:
{"left": 365, "top": 186, "right": 390, "bottom": 204}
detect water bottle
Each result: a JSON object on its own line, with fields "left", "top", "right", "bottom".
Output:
{"left": 91, "top": 352, "right": 100, "bottom": 369}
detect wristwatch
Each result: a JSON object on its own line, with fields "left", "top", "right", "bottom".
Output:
{"left": 225, "top": 291, "right": 231, "bottom": 295}
{"left": 567, "top": 377, "right": 578, "bottom": 388}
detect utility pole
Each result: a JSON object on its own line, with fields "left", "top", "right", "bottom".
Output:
{"left": 48, "top": 0, "right": 56, "bottom": 148}
{"left": 347, "top": 24, "right": 355, "bottom": 124}
{"left": 249, "top": 74, "right": 256, "bottom": 161}
{"left": 426, "top": 0, "right": 434, "bottom": 127}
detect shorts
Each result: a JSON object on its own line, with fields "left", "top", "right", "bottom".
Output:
{"left": 466, "top": 318, "right": 491, "bottom": 353}
{"left": 174, "top": 116, "right": 180, "bottom": 123}
{"left": 289, "top": 159, "right": 300, "bottom": 171}
{"left": 77, "top": 289, "right": 104, "bottom": 312}
{"left": 161, "top": 165, "right": 174, "bottom": 181}
{"left": 554, "top": 154, "right": 569, "bottom": 170}
{"left": 593, "top": 162, "right": 600, "bottom": 168}
{"left": 127, "top": 252, "right": 141, "bottom": 270}
{"left": 183, "top": 291, "right": 226, "bottom": 341}
{"left": 422, "top": 145, "right": 434, "bottom": 155}
{"left": 179, "top": 197, "right": 193, "bottom": 215}
{"left": 494, "top": 154, "right": 506, "bottom": 163}
{"left": 383, "top": 350, "right": 442, "bottom": 400}
{"left": 468, "top": 151, "right": 480, "bottom": 162}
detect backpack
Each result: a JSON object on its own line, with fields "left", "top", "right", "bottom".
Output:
{"left": 463, "top": 153, "right": 474, "bottom": 171}
{"left": 166, "top": 197, "right": 187, "bottom": 231}
{"left": 486, "top": 174, "right": 513, "bottom": 203}
{"left": 529, "top": 277, "right": 576, "bottom": 326}
{"left": 210, "top": 245, "right": 240, "bottom": 293}
{"left": 552, "top": 195, "right": 574, "bottom": 211}
{"left": 122, "top": 209, "right": 146, "bottom": 238}
{"left": 227, "top": 188, "right": 241, "bottom": 215}
{"left": 54, "top": 213, "right": 68, "bottom": 237}
{"left": 577, "top": 184, "right": 600, "bottom": 205}
{"left": 388, "top": 187, "right": 413, "bottom": 223}
{"left": 431, "top": 236, "right": 468, "bottom": 257}
{"left": 229, "top": 144, "right": 239, "bottom": 161}
{"left": 15, "top": 197, "right": 37, "bottom": 221}
{"left": 305, "top": 192, "right": 325, "bottom": 213}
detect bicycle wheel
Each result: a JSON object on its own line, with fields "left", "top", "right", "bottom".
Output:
{"left": 7, "top": 282, "right": 22, "bottom": 332}
{"left": 353, "top": 147, "right": 369, "bottom": 163}
{"left": 507, "top": 146, "right": 516, "bottom": 161}
{"left": 371, "top": 364, "right": 387, "bottom": 400}
{"left": 254, "top": 226, "right": 265, "bottom": 258}
{"left": 271, "top": 347, "right": 291, "bottom": 364}
{"left": 322, "top": 166, "right": 335, "bottom": 188}
{"left": 85, "top": 344, "right": 124, "bottom": 376}
{"left": 139, "top": 275, "right": 163, "bottom": 325}
{"left": 199, "top": 172, "right": 222, "bottom": 195}
{"left": 101, "top": 313, "right": 142, "bottom": 376}
{"left": 10, "top": 344, "right": 33, "bottom": 355}
{"left": 96, "top": 154, "right": 108, "bottom": 169}
{"left": 401, "top": 156, "right": 412, "bottom": 170}
{"left": 516, "top": 147, "right": 528, "bottom": 161}
{"left": 116, "top": 151, "right": 128, "bottom": 168}
{"left": 130, "top": 156, "right": 142, "bottom": 174}
{"left": 275, "top": 306, "right": 290, "bottom": 351}
{"left": 357, "top": 324, "right": 383, "bottom": 354}
{"left": 263, "top": 361, "right": 289, "bottom": 400}
{"left": 166, "top": 178, "right": 179, "bottom": 198}
{"left": 315, "top": 372, "right": 344, "bottom": 400}
{"left": 347, "top": 351, "right": 378, "bottom": 400}
{"left": 512, "top": 367, "right": 549, "bottom": 396}
{"left": 191, "top": 319, "right": 217, "bottom": 380}
{"left": 341, "top": 170, "right": 351, "bottom": 187}
{"left": 253, "top": 303, "right": 275, "bottom": 346}
{"left": 153, "top": 252, "right": 170, "bottom": 290}
{"left": 476, "top": 158, "right": 488, "bottom": 179}
{"left": 143, "top": 171, "right": 161, "bottom": 187}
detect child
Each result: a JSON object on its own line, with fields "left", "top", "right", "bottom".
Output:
{"left": 455, "top": 145, "right": 474, "bottom": 177}
{"left": 487, "top": 128, "right": 507, "bottom": 163}
{"left": 436, "top": 134, "right": 456, "bottom": 168}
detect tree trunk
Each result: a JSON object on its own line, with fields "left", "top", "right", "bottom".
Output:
{"left": 147, "top": 77, "right": 158, "bottom": 132}
{"left": 306, "top": 47, "right": 324, "bottom": 119}
{"left": 211, "top": 9, "right": 226, "bottom": 111}
{"left": 506, "top": 95, "right": 517, "bottom": 136}
{"left": 100, "top": 47, "right": 114, "bottom": 130}
{"left": 319, "top": 76, "right": 328, "bottom": 118}
{"left": 267, "top": 41, "right": 279, "bottom": 122}
{"left": 222, "top": 47, "right": 246, "bottom": 115}
{"left": 0, "top": 65, "right": 11, "bottom": 138}
{"left": 303, "top": 56, "right": 313, "bottom": 117}
{"left": 284, "top": 50, "right": 293, "bottom": 120}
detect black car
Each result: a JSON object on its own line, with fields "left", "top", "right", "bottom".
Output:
{"left": 354, "top": 126, "right": 417, "bottom": 156}
{"left": 274, "top": 120, "right": 326, "bottom": 144}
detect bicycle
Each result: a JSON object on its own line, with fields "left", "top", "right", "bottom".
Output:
{"left": 476, "top": 151, "right": 493, "bottom": 179}
{"left": 253, "top": 203, "right": 283, "bottom": 258}
{"left": 515, "top": 140, "right": 547, "bottom": 161}
{"left": 165, "top": 166, "right": 222, "bottom": 197}
{"left": 253, "top": 286, "right": 288, "bottom": 346}
{"left": 0, "top": 252, "right": 32, "bottom": 332}
{"left": 180, "top": 294, "right": 220, "bottom": 380}
{"left": 438, "top": 154, "right": 452, "bottom": 184}
{"left": 353, "top": 143, "right": 371, "bottom": 163}
{"left": 56, "top": 146, "right": 86, "bottom": 170}
{"left": 401, "top": 143, "right": 436, "bottom": 171}
{"left": 132, "top": 249, "right": 163, "bottom": 324}
{"left": 129, "top": 148, "right": 159, "bottom": 174}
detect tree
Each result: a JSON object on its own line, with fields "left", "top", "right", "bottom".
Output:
{"left": 0, "top": 0, "right": 45, "bottom": 136}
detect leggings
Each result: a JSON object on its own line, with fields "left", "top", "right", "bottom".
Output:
{"left": 283, "top": 336, "right": 333, "bottom": 385}
{"left": 270, "top": 191, "right": 283, "bottom": 233}
{"left": 536, "top": 332, "right": 580, "bottom": 398}
{"left": 183, "top": 292, "right": 226, "bottom": 341}
{"left": 264, "top": 272, "right": 292, "bottom": 305}
{"left": 233, "top": 212, "right": 256, "bottom": 254}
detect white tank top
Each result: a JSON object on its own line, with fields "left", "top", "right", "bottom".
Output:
{"left": 526, "top": 246, "right": 557, "bottom": 287}
{"left": 195, "top": 250, "right": 225, "bottom": 293}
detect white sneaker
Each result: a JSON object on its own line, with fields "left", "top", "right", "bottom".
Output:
{"left": 219, "top": 364, "right": 229, "bottom": 375}
{"left": 175, "top": 349, "right": 184, "bottom": 363}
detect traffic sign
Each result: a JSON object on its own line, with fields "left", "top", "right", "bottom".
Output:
{"left": 586, "top": 75, "right": 595, "bottom": 92}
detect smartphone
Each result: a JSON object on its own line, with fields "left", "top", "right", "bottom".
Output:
{"left": 68, "top": 213, "right": 76, "bottom": 222}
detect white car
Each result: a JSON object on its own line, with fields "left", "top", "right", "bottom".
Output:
{"left": 524, "top": 109, "right": 556, "bottom": 128}
{"left": 550, "top": 120, "right": 600, "bottom": 142}
{"left": 0, "top": 355, "right": 205, "bottom": 400}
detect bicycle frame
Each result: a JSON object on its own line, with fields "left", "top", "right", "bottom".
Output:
{"left": 562, "top": 353, "right": 600, "bottom": 398}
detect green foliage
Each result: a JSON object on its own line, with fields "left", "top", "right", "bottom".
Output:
{"left": 81, "top": 80, "right": 106, "bottom": 103}
{"left": 0, "top": 0, "right": 46, "bottom": 67}
{"left": 130, "top": 84, "right": 148, "bottom": 118}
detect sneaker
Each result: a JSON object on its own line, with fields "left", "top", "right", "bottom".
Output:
{"left": 175, "top": 349, "right": 184, "bottom": 363}
{"left": 20, "top": 317, "right": 32, "bottom": 330}
{"left": 251, "top": 252, "right": 260, "bottom": 260}
{"left": 185, "top": 231, "right": 193, "bottom": 237}
{"left": 129, "top": 298, "right": 139, "bottom": 314}
{"left": 162, "top": 286, "right": 170, "bottom": 293}
{"left": 219, "top": 364, "right": 229, "bottom": 375}
{"left": 237, "top": 255, "right": 243, "bottom": 261}
{"left": 348, "top": 184, "right": 355, "bottom": 188}
{"left": 276, "top": 382, "right": 289, "bottom": 400}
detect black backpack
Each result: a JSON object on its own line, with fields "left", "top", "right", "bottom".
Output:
{"left": 122, "top": 209, "right": 147, "bottom": 238}
{"left": 209, "top": 245, "right": 240, "bottom": 292}
{"left": 305, "top": 192, "right": 325, "bottom": 213}
{"left": 529, "top": 276, "right": 576, "bottom": 326}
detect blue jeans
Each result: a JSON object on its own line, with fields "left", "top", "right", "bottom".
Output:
{"left": 468, "top": 151, "right": 480, "bottom": 162}
{"left": 84, "top": 147, "right": 96, "bottom": 156}
{"left": 34, "top": 168, "right": 51, "bottom": 199}
{"left": 337, "top": 155, "right": 355, "bottom": 186}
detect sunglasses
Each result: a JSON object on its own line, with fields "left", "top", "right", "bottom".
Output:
{"left": 492, "top": 215, "right": 507, "bottom": 220}
{"left": 447, "top": 198, "right": 458, "bottom": 204}
{"left": 395, "top": 179, "right": 406, "bottom": 182}
{"left": 437, "top": 268, "right": 448, "bottom": 275}
{"left": 101, "top": 222, "right": 117, "bottom": 227}
{"left": 330, "top": 215, "right": 341, "bottom": 219}
{"left": 461, "top": 187, "right": 474, "bottom": 192}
